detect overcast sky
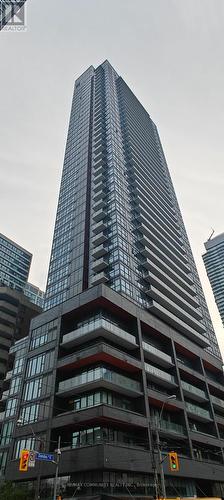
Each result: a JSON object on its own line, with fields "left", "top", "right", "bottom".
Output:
{"left": 1, "top": 0, "right": 224, "bottom": 355}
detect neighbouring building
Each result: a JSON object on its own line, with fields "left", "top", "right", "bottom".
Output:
{"left": 0, "top": 233, "right": 32, "bottom": 293}
{"left": 0, "top": 286, "right": 41, "bottom": 477}
{"left": 0, "top": 233, "right": 45, "bottom": 308}
{"left": 24, "top": 282, "right": 45, "bottom": 309}
{"left": 3, "top": 61, "right": 224, "bottom": 498}
{"left": 203, "top": 232, "right": 224, "bottom": 327}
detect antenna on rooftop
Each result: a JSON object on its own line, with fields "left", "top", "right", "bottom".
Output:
{"left": 207, "top": 228, "right": 215, "bottom": 241}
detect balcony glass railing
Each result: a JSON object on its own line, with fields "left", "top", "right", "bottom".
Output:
{"left": 181, "top": 381, "right": 207, "bottom": 399}
{"left": 5, "top": 370, "right": 12, "bottom": 380}
{"left": 145, "top": 362, "right": 175, "bottom": 384}
{"left": 185, "top": 402, "right": 211, "bottom": 419}
{"left": 151, "top": 417, "right": 185, "bottom": 435}
{"left": 58, "top": 366, "right": 141, "bottom": 394}
{"left": 62, "top": 318, "right": 137, "bottom": 347}
{"left": 1, "top": 390, "right": 9, "bottom": 400}
{"left": 211, "top": 394, "right": 224, "bottom": 409}
{"left": 142, "top": 341, "right": 172, "bottom": 364}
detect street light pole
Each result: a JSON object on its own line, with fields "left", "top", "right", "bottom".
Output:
{"left": 155, "top": 427, "right": 166, "bottom": 499}
{"left": 155, "top": 395, "right": 176, "bottom": 499}
{"left": 53, "top": 435, "right": 61, "bottom": 500}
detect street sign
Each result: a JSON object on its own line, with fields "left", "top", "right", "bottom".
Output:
{"left": 28, "top": 450, "right": 36, "bottom": 468}
{"left": 36, "top": 452, "right": 54, "bottom": 462}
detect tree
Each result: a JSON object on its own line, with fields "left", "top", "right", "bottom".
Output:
{"left": 0, "top": 481, "right": 34, "bottom": 500}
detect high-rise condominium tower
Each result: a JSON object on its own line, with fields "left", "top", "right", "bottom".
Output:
{"left": 4, "top": 61, "right": 224, "bottom": 498}
{"left": 203, "top": 232, "right": 224, "bottom": 326}
{"left": 44, "top": 61, "right": 219, "bottom": 358}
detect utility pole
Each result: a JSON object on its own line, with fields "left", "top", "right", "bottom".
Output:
{"left": 53, "top": 436, "right": 61, "bottom": 500}
{"left": 154, "top": 394, "right": 176, "bottom": 499}
{"left": 155, "top": 427, "right": 166, "bottom": 499}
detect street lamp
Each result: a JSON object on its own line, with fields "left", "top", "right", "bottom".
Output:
{"left": 53, "top": 436, "right": 61, "bottom": 500}
{"left": 155, "top": 395, "right": 176, "bottom": 499}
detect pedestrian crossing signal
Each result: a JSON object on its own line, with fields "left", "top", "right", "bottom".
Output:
{"left": 168, "top": 451, "right": 179, "bottom": 471}
{"left": 19, "top": 449, "right": 30, "bottom": 472}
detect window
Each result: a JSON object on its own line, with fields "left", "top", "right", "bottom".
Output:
{"left": 30, "top": 319, "right": 58, "bottom": 350}
{"left": 19, "top": 400, "right": 50, "bottom": 424}
{"left": 5, "top": 398, "right": 17, "bottom": 418}
{"left": 13, "top": 358, "right": 24, "bottom": 375}
{"left": 9, "top": 376, "right": 21, "bottom": 396}
{"left": 23, "top": 374, "right": 52, "bottom": 402}
{"left": 0, "top": 421, "right": 14, "bottom": 446}
{"left": 26, "top": 351, "right": 54, "bottom": 378}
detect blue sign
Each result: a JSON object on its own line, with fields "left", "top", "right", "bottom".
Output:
{"left": 36, "top": 453, "right": 54, "bottom": 462}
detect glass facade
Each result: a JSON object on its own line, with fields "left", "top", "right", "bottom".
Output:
{"left": 203, "top": 233, "right": 224, "bottom": 327}
{"left": 24, "top": 282, "right": 45, "bottom": 308}
{"left": 72, "top": 390, "right": 134, "bottom": 412}
{"left": 43, "top": 61, "right": 220, "bottom": 359}
{"left": 0, "top": 233, "right": 32, "bottom": 292}
{"left": 72, "top": 425, "right": 147, "bottom": 449}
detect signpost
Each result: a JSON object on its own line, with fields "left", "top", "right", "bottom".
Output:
{"left": 36, "top": 452, "right": 54, "bottom": 462}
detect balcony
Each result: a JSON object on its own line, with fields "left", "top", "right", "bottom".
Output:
{"left": 61, "top": 318, "right": 138, "bottom": 351}
{"left": 93, "top": 164, "right": 104, "bottom": 176}
{"left": 92, "top": 232, "right": 108, "bottom": 247}
{"left": 93, "top": 173, "right": 105, "bottom": 185}
{"left": 151, "top": 417, "right": 186, "bottom": 436}
{"left": 0, "top": 351, "right": 8, "bottom": 363}
{"left": 144, "top": 272, "right": 201, "bottom": 320}
{"left": 181, "top": 381, "right": 207, "bottom": 403}
{"left": 92, "top": 208, "right": 106, "bottom": 223}
{"left": 140, "top": 239, "right": 193, "bottom": 286}
{"left": 0, "top": 363, "right": 6, "bottom": 375}
{"left": 92, "top": 244, "right": 108, "bottom": 259}
{"left": 142, "top": 341, "right": 173, "bottom": 368}
{"left": 5, "top": 370, "right": 12, "bottom": 381}
{"left": 93, "top": 188, "right": 107, "bottom": 203}
{"left": 144, "top": 362, "right": 177, "bottom": 388}
{"left": 0, "top": 412, "right": 5, "bottom": 422}
{"left": 140, "top": 222, "right": 190, "bottom": 273}
{"left": 92, "top": 221, "right": 107, "bottom": 235}
{"left": 1, "top": 390, "right": 9, "bottom": 400}
{"left": 211, "top": 395, "right": 224, "bottom": 412}
{"left": 93, "top": 199, "right": 106, "bottom": 212}
{"left": 58, "top": 342, "right": 141, "bottom": 373}
{"left": 138, "top": 209, "right": 186, "bottom": 260}
{"left": 92, "top": 258, "right": 108, "bottom": 273}
{"left": 57, "top": 366, "right": 142, "bottom": 399}
{"left": 148, "top": 300, "right": 210, "bottom": 349}
{"left": 93, "top": 181, "right": 106, "bottom": 194}
{"left": 91, "top": 271, "right": 109, "bottom": 286}
{"left": 185, "top": 402, "right": 212, "bottom": 422}
{"left": 143, "top": 258, "right": 197, "bottom": 300}
{"left": 147, "top": 286, "right": 205, "bottom": 333}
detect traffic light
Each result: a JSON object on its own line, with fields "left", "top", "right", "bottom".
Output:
{"left": 19, "top": 449, "right": 30, "bottom": 472}
{"left": 168, "top": 451, "right": 179, "bottom": 471}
